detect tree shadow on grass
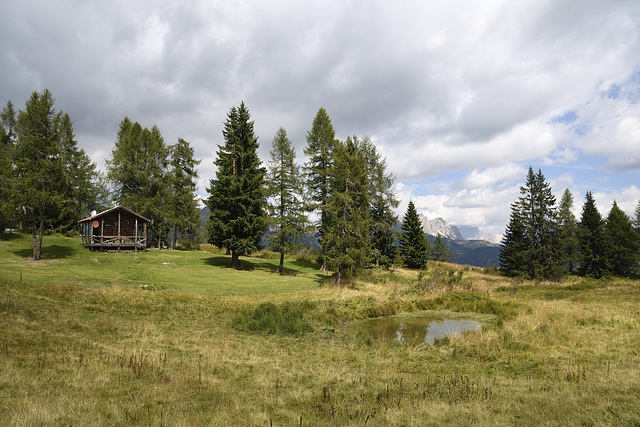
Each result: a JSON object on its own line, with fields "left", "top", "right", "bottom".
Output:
{"left": 203, "top": 255, "right": 323, "bottom": 278}
{"left": 0, "top": 232, "right": 23, "bottom": 241}
{"left": 13, "top": 245, "right": 76, "bottom": 260}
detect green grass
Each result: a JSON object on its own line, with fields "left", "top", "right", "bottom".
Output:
{"left": 1, "top": 233, "right": 640, "bottom": 425}
{"left": 0, "top": 232, "right": 324, "bottom": 294}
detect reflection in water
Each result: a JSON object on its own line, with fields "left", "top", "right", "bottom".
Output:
{"left": 356, "top": 314, "right": 481, "bottom": 345}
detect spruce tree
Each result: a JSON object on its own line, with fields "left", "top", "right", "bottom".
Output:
{"left": 324, "top": 137, "right": 371, "bottom": 285}
{"left": 604, "top": 201, "right": 639, "bottom": 277}
{"left": 266, "top": 127, "right": 307, "bottom": 273}
{"left": 206, "top": 102, "right": 267, "bottom": 269}
{"left": 499, "top": 204, "right": 528, "bottom": 277}
{"left": 166, "top": 138, "right": 201, "bottom": 250}
{"left": 501, "top": 167, "right": 561, "bottom": 280}
{"left": 557, "top": 188, "right": 579, "bottom": 273}
{"left": 304, "top": 108, "right": 337, "bottom": 271}
{"left": 634, "top": 200, "right": 640, "bottom": 232}
{"left": 399, "top": 200, "right": 430, "bottom": 269}
{"left": 578, "top": 191, "right": 607, "bottom": 278}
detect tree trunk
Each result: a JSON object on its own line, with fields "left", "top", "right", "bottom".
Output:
{"left": 231, "top": 250, "right": 242, "bottom": 269}
{"left": 334, "top": 266, "right": 341, "bottom": 286}
{"left": 32, "top": 206, "right": 44, "bottom": 260}
{"left": 278, "top": 251, "right": 284, "bottom": 274}
{"left": 278, "top": 232, "right": 285, "bottom": 273}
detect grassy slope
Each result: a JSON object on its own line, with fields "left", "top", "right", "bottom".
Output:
{"left": 1, "top": 233, "right": 639, "bottom": 426}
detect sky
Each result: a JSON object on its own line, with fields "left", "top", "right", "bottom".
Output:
{"left": 2, "top": 0, "right": 640, "bottom": 239}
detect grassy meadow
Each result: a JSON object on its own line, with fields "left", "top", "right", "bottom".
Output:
{"left": 1, "top": 233, "right": 640, "bottom": 425}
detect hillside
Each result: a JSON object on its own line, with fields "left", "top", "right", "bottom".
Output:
{"left": 1, "top": 232, "right": 639, "bottom": 425}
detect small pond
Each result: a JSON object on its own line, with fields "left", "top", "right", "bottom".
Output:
{"left": 351, "top": 312, "right": 484, "bottom": 346}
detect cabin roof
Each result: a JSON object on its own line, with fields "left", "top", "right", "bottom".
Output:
{"left": 78, "top": 205, "right": 151, "bottom": 223}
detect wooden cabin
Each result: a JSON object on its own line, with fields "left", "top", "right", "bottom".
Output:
{"left": 78, "top": 206, "right": 150, "bottom": 252}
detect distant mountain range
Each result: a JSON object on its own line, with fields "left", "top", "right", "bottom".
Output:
{"left": 200, "top": 207, "right": 502, "bottom": 268}
{"left": 417, "top": 214, "right": 503, "bottom": 244}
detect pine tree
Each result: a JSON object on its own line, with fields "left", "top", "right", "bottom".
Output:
{"left": 432, "top": 233, "right": 454, "bottom": 262}
{"left": 304, "top": 108, "right": 337, "bottom": 271}
{"left": 604, "top": 201, "right": 639, "bottom": 277}
{"left": 362, "top": 136, "right": 398, "bottom": 268}
{"left": 557, "top": 188, "right": 579, "bottom": 273}
{"left": 324, "top": 137, "right": 371, "bottom": 285}
{"left": 166, "top": 138, "right": 201, "bottom": 250}
{"left": 499, "top": 204, "right": 528, "bottom": 277}
{"left": 578, "top": 191, "right": 607, "bottom": 278}
{"left": 206, "top": 102, "right": 267, "bottom": 269}
{"left": 266, "top": 127, "right": 307, "bottom": 273}
{"left": 399, "top": 201, "right": 430, "bottom": 269}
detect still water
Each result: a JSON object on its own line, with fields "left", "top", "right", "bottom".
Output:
{"left": 353, "top": 313, "right": 482, "bottom": 345}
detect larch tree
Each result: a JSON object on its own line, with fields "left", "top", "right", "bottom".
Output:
{"left": 206, "top": 102, "right": 267, "bottom": 269}
{"left": 166, "top": 138, "right": 201, "bottom": 250}
{"left": 13, "top": 89, "right": 64, "bottom": 260}
{"left": 324, "top": 137, "right": 372, "bottom": 285}
{"left": 399, "top": 200, "right": 430, "bottom": 269}
{"left": 106, "top": 118, "right": 168, "bottom": 245}
{"left": 577, "top": 191, "right": 607, "bottom": 278}
{"left": 266, "top": 127, "right": 307, "bottom": 273}
{"left": 557, "top": 188, "right": 579, "bottom": 273}
{"left": 362, "top": 136, "right": 398, "bottom": 268}
{"left": 0, "top": 101, "right": 17, "bottom": 231}
{"left": 604, "top": 201, "right": 639, "bottom": 277}
{"left": 304, "top": 108, "right": 337, "bottom": 271}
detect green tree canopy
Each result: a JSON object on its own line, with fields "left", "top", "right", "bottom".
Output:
{"left": 206, "top": 102, "right": 267, "bottom": 268}
{"left": 500, "top": 167, "right": 561, "bottom": 280}
{"left": 432, "top": 233, "right": 454, "bottom": 262}
{"left": 557, "top": 188, "right": 579, "bottom": 273}
{"left": 399, "top": 200, "right": 430, "bottom": 269}
{"left": 604, "top": 201, "right": 639, "bottom": 277}
{"left": 304, "top": 107, "right": 337, "bottom": 271}
{"left": 324, "top": 136, "right": 372, "bottom": 285}
{"left": 166, "top": 138, "right": 201, "bottom": 250}
{"left": 106, "top": 118, "right": 168, "bottom": 245}
{"left": 578, "top": 191, "right": 607, "bottom": 278}
{"left": 266, "top": 127, "right": 307, "bottom": 273}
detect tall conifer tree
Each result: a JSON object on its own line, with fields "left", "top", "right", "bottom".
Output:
{"left": 500, "top": 167, "right": 561, "bottom": 280}
{"left": 106, "top": 118, "right": 168, "bottom": 245}
{"left": 500, "top": 204, "right": 528, "bottom": 277}
{"left": 166, "top": 138, "right": 201, "bottom": 249}
{"left": 578, "top": 191, "right": 607, "bottom": 278}
{"left": 557, "top": 188, "right": 579, "bottom": 273}
{"left": 206, "top": 102, "right": 266, "bottom": 269}
{"left": 362, "top": 136, "right": 398, "bottom": 268}
{"left": 266, "top": 127, "right": 307, "bottom": 273}
{"left": 399, "top": 200, "right": 430, "bottom": 269}
{"left": 304, "top": 108, "right": 337, "bottom": 271}
{"left": 324, "top": 137, "right": 371, "bottom": 285}
{"left": 604, "top": 201, "right": 639, "bottom": 277}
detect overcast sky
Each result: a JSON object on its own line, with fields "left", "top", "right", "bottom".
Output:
{"left": 2, "top": 0, "right": 640, "bottom": 237}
